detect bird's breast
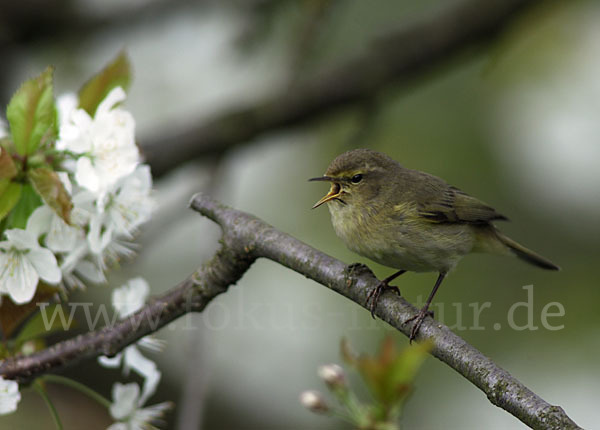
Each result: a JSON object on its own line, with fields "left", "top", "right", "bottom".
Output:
{"left": 327, "top": 202, "right": 474, "bottom": 273}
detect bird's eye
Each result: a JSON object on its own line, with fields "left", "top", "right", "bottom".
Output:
{"left": 351, "top": 174, "right": 363, "bottom": 184}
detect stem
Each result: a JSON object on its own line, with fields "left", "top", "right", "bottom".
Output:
{"left": 335, "top": 387, "right": 365, "bottom": 423}
{"left": 330, "top": 408, "right": 356, "bottom": 425}
{"left": 42, "top": 374, "right": 112, "bottom": 409}
{"left": 33, "top": 380, "right": 64, "bottom": 430}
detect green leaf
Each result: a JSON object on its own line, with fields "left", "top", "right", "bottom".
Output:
{"left": 5, "top": 183, "right": 42, "bottom": 229}
{"left": 28, "top": 167, "right": 72, "bottom": 224}
{"left": 6, "top": 67, "right": 57, "bottom": 156}
{"left": 78, "top": 51, "right": 131, "bottom": 117}
{"left": 0, "top": 147, "right": 18, "bottom": 180}
{"left": 387, "top": 341, "right": 432, "bottom": 387}
{"left": 341, "top": 337, "right": 432, "bottom": 409}
{"left": 0, "top": 181, "right": 22, "bottom": 222}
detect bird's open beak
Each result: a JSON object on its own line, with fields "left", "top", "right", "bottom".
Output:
{"left": 309, "top": 176, "right": 341, "bottom": 209}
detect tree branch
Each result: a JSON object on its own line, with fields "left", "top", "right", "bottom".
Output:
{"left": 0, "top": 193, "right": 581, "bottom": 429}
{"left": 144, "top": 0, "right": 540, "bottom": 178}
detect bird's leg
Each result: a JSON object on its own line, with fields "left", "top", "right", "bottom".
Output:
{"left": 404, "top": 272, "right": 446, "bottom": 343}
{"left": 366, "top": 269, "right": 407, "bottom": 318}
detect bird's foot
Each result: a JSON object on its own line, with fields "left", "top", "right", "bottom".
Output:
{"left": 346, "top": 262, "right": 373, "bottom": 277}
{"left": 403, "top": 308, "right": 434, "bottom": 344}
{"left": 365, "top": 282, "right": 401, "bottom": 319}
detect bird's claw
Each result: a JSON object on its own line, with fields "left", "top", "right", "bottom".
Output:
{"left": 366, "top": 283, "right": 401, "bottom": 319}
{"left": 365, "top": 270, "right": 407, "bottom": 319}
{"left": 366, "top": 283, "right": 384, "bottom": 319}
{"left": 403, "top": 309, "right": 434, "bottom": 343}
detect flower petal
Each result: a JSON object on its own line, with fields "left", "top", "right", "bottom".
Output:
{"left": 27, "top": 248, "right": 61, "bottom": 284}
{"left": 4, "top": 229, "right": 38, "bottom": 251}
{"left": 56, "top": 92, "right": 78, "bottom": 124}
{"left": 110, "top": 382, "right": 139, "bottom": 420}
{"left": 87, "top": 213, "right": 112, "bottom": 255}
{"left": 0, "top": 377, "right": 21, "bottom": 415}
{"left": 112, "top": 277, "right": 149, "bottom": 318}
{"left": 123, "top": 347, "right": 160, "bottom": 405}
{"left": 75, "top": 157, "right": 100, "bottom": 193}
{"left": 46, "top": 213, "right": 79, "bottom": 252}
{"left": 97, "top": 87, "right": 126, "bottom": 116}
{"left": 26, "top": 206, "right": 53, "bottom": 239}
{"left": 98, "top": 353, "right": 123, "bottom": 369}
{"left": 74, "top": 260, "right": 106, "bottom": 284}
{"left": 2, "top": 253, "right": 39, "bottom": 304}
{"left": 56, "top": 171, "right": 73, "bottom": 195}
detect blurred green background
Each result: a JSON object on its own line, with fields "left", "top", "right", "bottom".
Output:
{"left": 1, "top": 0, "right": 598, "bottom": 428}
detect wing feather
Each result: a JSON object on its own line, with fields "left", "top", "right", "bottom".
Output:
{"left": 396, "top": 170, "right": 507, "bottom": 225}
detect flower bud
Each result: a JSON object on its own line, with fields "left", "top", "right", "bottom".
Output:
{"left": 299, "top": 390, "right": 329, "bottom": 413}
{"left": 317, "top": 364, "right": 346, "bottom": 389}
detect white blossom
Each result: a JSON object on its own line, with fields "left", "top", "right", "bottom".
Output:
{"left": 100, "top": 346, "right": 162, "bottom": 406}
{"left": 106, "top": 165, "right": 154, "bottom": 239}
{"left": 68, "top": 189, "right": 110, "bottom": 256}
{"left": 89, "top": 166, "right": 154, "bottom": 251}
{"left": 317, "top": 364, "right": 346, "bottom": 388}
{"left": 112, "top": 277, "right": 149, "bottom": 318}
{"left": 67, "top": 166, "right": 152, "bottom": 272}
{"left": 59, "top": 183, "right": 143, "bottom": 285}
{"left": 299, "top": 390, "right": 329, "bottom": 414}
{"left": 55, "top": 92, "right": 77, "bottom": 166}
{"left": 59, "top": 236, "right": 106, "bottom": 288}
{"left": 0, "top": 377, "right": 20, "bottom": 415}
{"left": 99, "top": 278, "right": 164, "bottom": 404}
{"left": 25, "top": 195, "right": 106, "bottom": 289}
{"left": 27, "top": 205, "right": 79, "bottom": 253}
{"left": 107, "top": 382, "right": 171, "bottom": 430}
{"left": 57, "top": 87, "right": 139, "bottom": 203}
{"left": 0, "top": 228, "right": 61, "bottom": 304}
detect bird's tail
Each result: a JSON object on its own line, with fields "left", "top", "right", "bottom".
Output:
{"left": 494, "top": 231, "right": 560, "bottom": 271}
{"left": 473, "top": 227, "right": 560, "bottom": 271}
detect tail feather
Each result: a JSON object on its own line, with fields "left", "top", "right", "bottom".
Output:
{"left": 495, "top": 231, "right": 560, "bottom": 271}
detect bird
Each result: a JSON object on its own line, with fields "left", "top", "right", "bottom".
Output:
{"left": 310, "top": 148, "right": 559, "bottom": 342}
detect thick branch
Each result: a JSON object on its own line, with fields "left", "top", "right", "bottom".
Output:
{"left": 0, "top": 246, "right": 254, "bottom": 384}
{"left": 0, "top": 193, "right": 581, "bottom": 429}
{"left": 189, "top": 195, "right": 582, "bottom": 430}
{"left": 144, "top": 0, "right": 540, "bottom": 178}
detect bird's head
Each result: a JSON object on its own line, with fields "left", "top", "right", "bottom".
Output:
{"left": 309, "top": 148, "right": 400, "bottom": 209}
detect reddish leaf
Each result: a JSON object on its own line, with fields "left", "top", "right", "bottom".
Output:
{"left": 78, "top": 51, "right": 131, "bottom": 117}
{"left": 341, "top": 337, "right": 432, "bottom": 408}
{"left": 0, "top": 147, "right": 18, "bottom": 180}
{"left": 0, "top": 283, "right": 60, "bottom": 339}
{"left": 28, "top": 167, "right": 72, "bottom": 224}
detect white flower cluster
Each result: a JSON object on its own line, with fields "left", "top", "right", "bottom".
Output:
{"left": 0, "top": 377, "right": 20, "bottom": 415}
{"left": 0, "top": 87, "right": 154, "bottom": 304}
{"left": 101, "top": 278, "right": 170, "bottom": 428}
{"left": 108, "top": 382, "right": 171, "bottom": 430}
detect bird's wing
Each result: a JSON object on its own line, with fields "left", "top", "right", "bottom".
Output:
{"left": 404, "top": 171, "right": 507, "bottom": 224}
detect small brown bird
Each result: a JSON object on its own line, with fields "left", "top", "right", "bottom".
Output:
{"left": 310, "top": 149, "right": 559, "bottom": 341}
